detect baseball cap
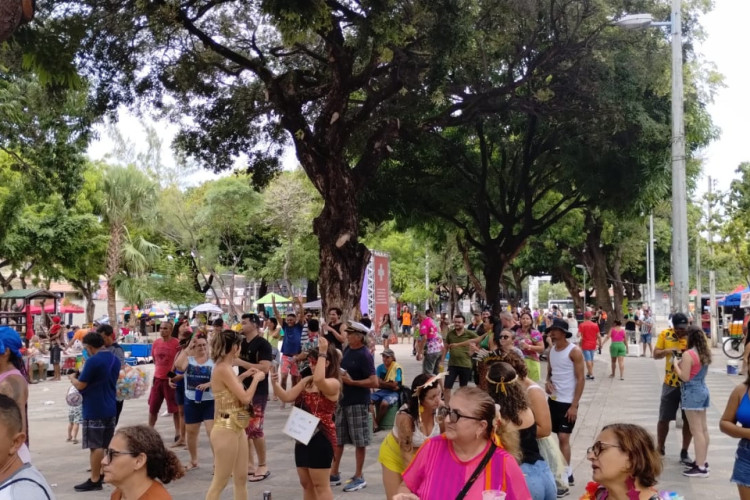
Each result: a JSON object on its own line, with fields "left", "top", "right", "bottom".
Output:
{"left": 381, "top": 348, "right": 396, "bottom": 359}
{"left": 672, "top": 312, "right": 689, "bottom": 329}
{"left": 584, "top": 311, "right": 593, "bottom": 319}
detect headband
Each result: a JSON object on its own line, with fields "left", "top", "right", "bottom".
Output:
{"left": 415, "top": 372, "right": 446, "bottom": 398}
{"left": 485, "top": 373, "right": 518, "bottom": 395}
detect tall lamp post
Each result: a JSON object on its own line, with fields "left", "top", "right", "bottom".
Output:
{"left": 615, "top": 0, "right": 689, "bottom": 315}
{"left": 576, "top": 264, "right": 587, "bottom": 312}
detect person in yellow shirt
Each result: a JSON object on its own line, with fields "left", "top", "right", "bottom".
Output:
{"left": 400, "top": 307, "right": 412, "bottom": 345}
{"left": 653, "top": 312, "right": 692, "bottom": 465}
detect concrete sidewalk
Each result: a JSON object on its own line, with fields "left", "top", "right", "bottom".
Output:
{"left": 27, "top": 336, "right": 741, "bottom": 499}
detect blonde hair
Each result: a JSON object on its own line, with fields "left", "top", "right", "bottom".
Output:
{"left": 454, "top": 387, "right": 520, "bottom": 461}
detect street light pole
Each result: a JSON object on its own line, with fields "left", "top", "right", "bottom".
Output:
{"left": 614, "top": 0, "right": 688, "bottom": 314}
{"left": 576, "top": 265, "right": 587, "bottom": 312}
{"left": 669, "top": 0, "right": 689, "bottom": 315}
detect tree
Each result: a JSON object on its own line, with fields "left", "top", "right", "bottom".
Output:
{"left": 100, "top": 165, "right": 158, "bottom": 324}
{"left": 722, "top": 163, "right": 750, "bottom": 285}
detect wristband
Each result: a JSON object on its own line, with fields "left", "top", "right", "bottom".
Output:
{"left": 318, "top": 354, "right": 327, "bottom": 359}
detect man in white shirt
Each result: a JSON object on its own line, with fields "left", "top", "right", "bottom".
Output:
{"left": 545, "top": 318, "right": 585, "bottom": 489}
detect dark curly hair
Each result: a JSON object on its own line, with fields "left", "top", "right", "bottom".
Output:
{"left": 406, "top": 374, "right": 439, "bottom": 428}
{"left": 486, "top": 362, "right": 528, "bottom": 426}
{"left": 116, "top": 425, "right": 184, "bottom": 483}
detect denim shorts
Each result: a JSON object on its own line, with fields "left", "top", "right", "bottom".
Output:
{"left": 582, "top": 349, "right": 595, "bottom": 362}
{"left": 681, "top": 381, "right": 710, "bottom": 410}
{"left": 732, "top": 439, "right": 750, "bottom": 487}
{"left": 521, "top": 459, "right": 557, "bottom": 500}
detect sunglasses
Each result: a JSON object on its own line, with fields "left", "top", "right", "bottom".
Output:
{"left": 437, "top": 406, "right": 483, "bottom": 423}
{"left": 104, "top": 448, "right": 139, "bottom": 463}
{"left": 586, "top": 441, "right": 621, "bottom": 458}
{"left": 499, "top": 335, "right": 512, "bottom": 340}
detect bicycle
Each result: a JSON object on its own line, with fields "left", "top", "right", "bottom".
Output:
{"left": 723, "top": 334, "right": 746, "bottom": 359}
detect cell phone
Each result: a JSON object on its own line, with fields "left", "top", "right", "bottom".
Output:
{"left": 167, "top": 371, "right": 177, "bottom": 379}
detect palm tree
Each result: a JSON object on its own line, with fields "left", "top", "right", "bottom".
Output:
{"left": 101, "top": 165, "right": 157, "bottom": 326}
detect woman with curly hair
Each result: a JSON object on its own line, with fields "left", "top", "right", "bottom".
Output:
{"left": 673, "top": 326, "right": 712, "bottom": 477}
{"left": 103, "top": 424, "right": 184, "bottom": 499}
{"left": 582, "top": 423, "right": 663, "bottom": 500}
{"left": 378, "top": 373, "right": 444, "bottom": 499}
{"left": 487, "top": 362, "right": 556, "bottom": 500}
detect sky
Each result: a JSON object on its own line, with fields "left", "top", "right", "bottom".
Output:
{"left": 87, "top": 2, "right": 748, "bottom": 194}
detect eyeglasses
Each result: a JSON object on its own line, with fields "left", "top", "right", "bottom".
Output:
{"left": 104, "top": 448, "right": 139, "bottom": 463}
{"left": 586, "top": 441, "right": 621, "bottom": 458}
{"left": 437, "top": 406, "right": 483, "bottom": 423}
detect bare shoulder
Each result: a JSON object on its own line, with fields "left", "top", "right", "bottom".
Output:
{"left": 0, "top": 374, "right": 27, "bottom": 402}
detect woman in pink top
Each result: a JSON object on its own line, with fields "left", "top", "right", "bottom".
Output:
{"left": 394, "top": 387, "right": 530, "bottom": 500}
{"left": 601, "top": 320, "right": 628, "bottom": 380}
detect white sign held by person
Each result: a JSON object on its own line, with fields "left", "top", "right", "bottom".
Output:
{"left": 283, "top": 406, "right": 320, "bottom": 445}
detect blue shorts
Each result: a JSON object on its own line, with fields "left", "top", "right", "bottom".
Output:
{"left": 175, "top": 379, "right": 185, "bottom": 406}
{"left": 582, "top": 350, "right": 595, "bottom": 362}
{"left": 733, "top": 439, "right": 750, "bottom": 488}
{"left": 681, "top": 382, "right": 710, "bottom": 410}
{"left": 184, "top": 398, "right": 215, "bottom": 424}
{"left": 371, "top": 389, "right": 399, "bottom": 406}
{"left": 640, "top": 333, "right": 652, "bottom": 344}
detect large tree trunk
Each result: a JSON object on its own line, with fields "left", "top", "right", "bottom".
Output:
{"left": 557, "top": 267, "right": 584, "bottom": 312}
{"left": 313, "top": 197, "right": 370, "bottom": 320}
{"left": 482, "top": 253, "right": 506, "bottom": 316}
{"left": 106, "top": 223, "right": 123, "bottom": 327}
{"left": 586, "top": 217, "right": 614, "bottom": 326}
{"left": 610, "top": 247, "right": 625, "bottom": 321}
{"left": 84, "top": 289, "right": 96, "bottom": 325}
{"left": 305, "top": 279, "right": 318, "bottom": 303}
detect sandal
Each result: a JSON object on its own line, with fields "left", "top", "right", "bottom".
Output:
{"left": 185, "top": 462, "right": 199, "bottom": 471}
{"left": 72, "top": 439, "right": 78, "bottom": 444}
{"left": 171, "top": 440, "right": 186, "bottom": 448}
{"left": 249, "top": 471, "right": 271, "bottom": 482}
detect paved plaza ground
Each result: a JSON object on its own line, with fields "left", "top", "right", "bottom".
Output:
{"left": 28, "top": 329, "right": 739, "bottom": 499}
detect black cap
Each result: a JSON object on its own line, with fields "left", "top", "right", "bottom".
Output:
{"left": 672, "top": 313, "right": 689, "bottom": 329}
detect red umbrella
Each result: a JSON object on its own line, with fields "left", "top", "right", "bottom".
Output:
{"left": 21, "top": 305, "right": 41, "bottom": 314}
{"left": 59, "top": 304, "right": 84, "bottom": 314}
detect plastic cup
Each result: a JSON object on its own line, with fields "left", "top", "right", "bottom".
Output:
{"left": 195, "top": 389, "right": 203, "bottom": 402}
{"left": 482, "top": 491, "right": 506, "bottom": 500}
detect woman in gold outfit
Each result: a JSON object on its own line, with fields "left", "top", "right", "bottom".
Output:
{"left": 205, "top": 330, "right": 266, "bottom": 500}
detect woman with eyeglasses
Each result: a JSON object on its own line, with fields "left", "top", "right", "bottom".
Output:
{"left": 173, "top": 334, "right": 213, "bottom": 471}
{"left": 206, "top": 330, "right": 266, "bottom": 500}
{"left": 486, "top": 361, "right": 556, "bottom": 500}
{"left": 582, "top": 423, "right": 663, "bottom": 500}
{"left": 102, "top": 424, "right": 184, "bottom": 499}
{"left": 394, "top": 387, "right": 530, "bottom": 500}
{"left": 378, "top": 373, "right": 444, "bottom": 499}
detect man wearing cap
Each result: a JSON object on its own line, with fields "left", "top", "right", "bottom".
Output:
{"left": 370, "top": 348, "right": 403, "bottom": 432}
{"left": 577, "top": 311, "right": 601, "bottom": 380}
{"left": 545, "top": 317, "right": 585, "bottom": 488}
{"left": 330, "top": 321, "right": 378, "bottom": 492}
{"left": 654, "top": 312, "right": 693, "bottom": 464}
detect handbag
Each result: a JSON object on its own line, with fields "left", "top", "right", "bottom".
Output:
{"left": 455, "top": 442, "right": 496, "bottom": 500}
{"left": 389, "top": 333, "right": 398, "bottom": 345}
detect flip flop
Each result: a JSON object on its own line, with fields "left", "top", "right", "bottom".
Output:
{"left": 185, "top": 463, "right": 199, "bottom": 471}
{"left": 249, "top": 471, "right": 271, "bottom": 482}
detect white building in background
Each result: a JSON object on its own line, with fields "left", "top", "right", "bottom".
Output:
{"left": 528, "top": 276, "right": 551, "bottom": 310}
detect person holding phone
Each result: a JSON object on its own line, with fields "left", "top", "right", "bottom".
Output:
{"left": 173, "top": 334, "right": 213, "bottom": 471}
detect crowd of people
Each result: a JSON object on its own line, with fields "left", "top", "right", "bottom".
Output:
{"left": 1, "top": 297, "right": 746, "bottom": 499}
